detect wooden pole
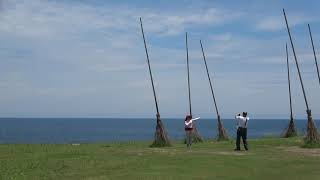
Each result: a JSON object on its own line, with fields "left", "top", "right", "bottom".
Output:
{"left": 283, "top": 9, "right": 309, "bottom": 110}
{"left": 200, "top": 40, "right": 219, "bottom": 117}
{"left": 308, "top": 24, "right": 320, "bottom": 86}
{"left": 185, "top": 32, "right": 203, "bottom": 143}
{"left": 283, "top": 43, "right": 297, "bottom": 138}
{"left": 286, "top": 43, "right": 294, "bottom": 120}
{"left": 200, "top": 40, "right": 228, "bottom": 140}
{"left": 140, "top": 17, "right": 171, "bottom": 147}
{"left": 186, "top": 32, "right": 192, "bottom": 116}
{"left": 140, "top": 17, "right": 160, "bottom": 116}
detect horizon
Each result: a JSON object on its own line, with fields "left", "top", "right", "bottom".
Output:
{"left": 0, "top": 0, "right": 320, "bottom": 119}
{"left": 1, "top": 117, "right": 319, "bottom": 121}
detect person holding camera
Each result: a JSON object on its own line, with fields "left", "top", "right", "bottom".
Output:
{"left": 234, "top": 112, "right": 249, "bottom": 151}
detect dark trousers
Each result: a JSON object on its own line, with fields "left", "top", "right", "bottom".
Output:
{"left": 236, "top": 127, "right": 248, "bottom": 150}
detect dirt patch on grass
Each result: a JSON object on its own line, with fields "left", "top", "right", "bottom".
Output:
{"left": 126, "top": 148, "right": 178, "bottom": 156}
{"left": 278, "top": 146, "right": 320, "bottom": 157}
{"left": 127, "top": 148, "right": 249, "bottom": 156}
{"left": 151, "top": 148, "right": 250, "bottom": 156}
{"left": 215, "top": 151, "right": 248, "bottom": 156}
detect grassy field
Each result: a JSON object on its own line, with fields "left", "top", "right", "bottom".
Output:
{"left": 0, "top": 137, "right": 319, "bottom": 180}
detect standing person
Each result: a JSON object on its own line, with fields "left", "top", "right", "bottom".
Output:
{"left": 184, "top": 115, "right": 200, "bottom": 148}
{"left": 234, "top": 112, "right": 249, "bottom": 151}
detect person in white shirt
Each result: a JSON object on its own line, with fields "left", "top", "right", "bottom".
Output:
{"left": 234, "top": 112, "right": 249, "bottom": 151}
{"left": 184, "top": 115, "right": 200, "bottom": 148}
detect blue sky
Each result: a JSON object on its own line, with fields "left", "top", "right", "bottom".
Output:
{"left": 0, "top": 0, "right": 320, "bottom": 119}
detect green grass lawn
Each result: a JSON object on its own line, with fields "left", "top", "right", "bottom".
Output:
{"left": 0, "top": 137, "right": 319, "bottom": 180}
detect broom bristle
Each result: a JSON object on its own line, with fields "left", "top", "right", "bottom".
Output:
{"left": 190, "top": 125, "right": 203, "bottom": 143}
{"left": 217, "top": 118, "right": 229, "bottom": 141}
{"left": 150, "top": 119, "right": 171, "bottom": 147}
{"left": 282, "top": 118, "right": 298, "bottom": 138}
{"left": 304, "top": 110, "right": 320, "bottom": 145}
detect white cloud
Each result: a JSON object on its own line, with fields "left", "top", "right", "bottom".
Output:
{"left": 256, "top": 14, "right": 315, "bottom": 31}
{"left": 0, "top": 0, "right": 242, "bottom": 72}
{"left": 0, "top": 0, "right": 241, "bottom": 38}
{"left": 142, "top": 8, "right": 242, "bottom": 36}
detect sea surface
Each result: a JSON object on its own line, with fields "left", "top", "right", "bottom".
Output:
{"left": 0, "top": 118, "right": 319, "bottom": 144}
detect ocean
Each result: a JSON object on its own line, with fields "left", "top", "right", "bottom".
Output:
{"left": 0, "top": 118, "right": 319, "bottom": 144}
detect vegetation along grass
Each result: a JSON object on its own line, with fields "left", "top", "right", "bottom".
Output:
{"left": 0, "top": 137, "right": 319, "bottom": 180}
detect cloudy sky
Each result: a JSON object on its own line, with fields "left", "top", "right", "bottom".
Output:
{"left": 0, "top": 0, "right": 319, "bottom": 119}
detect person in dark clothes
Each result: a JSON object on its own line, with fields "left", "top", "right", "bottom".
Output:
{"left": 234, "top": 112, "right": 249, "bottom": 151}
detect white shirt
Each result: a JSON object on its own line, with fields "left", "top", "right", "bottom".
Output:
{"left": 235, "top": 115, "right": 249, "bottom": 128}
{"left": 185, "top": 117, "right": 200, "bottom": 129}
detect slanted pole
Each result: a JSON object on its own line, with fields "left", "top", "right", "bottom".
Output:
{"left": 283, "top": 43, "right": 297, "bottom": 138}
{"left": 308, "top": 24, "right": 320, "bottom": 86}
{"left": 200, "top": 40, "right": 228, "bottom": 141}
{"left": 186, "top": 32, "right": 192, "bottom": 116}
{"left": 140, "top": 17, "right": 171, "bottom": 147}
{"left": 283, "top": 9, "right": 319, "bottom": 144}
{"left": 185, "top": 32, "right": 203, "bottom": 143}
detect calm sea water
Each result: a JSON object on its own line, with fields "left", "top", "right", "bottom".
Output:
{"left": 0, "top": 118, "right": 319, "bottom": 144}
